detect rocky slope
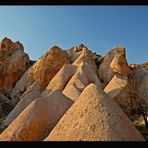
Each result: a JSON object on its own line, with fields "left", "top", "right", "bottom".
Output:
{"left": 0, "top": 37, "right": 147, "bottom": 141}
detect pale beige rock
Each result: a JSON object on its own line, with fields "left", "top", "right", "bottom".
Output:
{"left": 20, "top": 81, "right": 42, "bottom": 100}
{"left": 26, "top": 46, "right": 70, "bottom": 89}
{"left": 62, "top": 61, "right": 101, "bottom": 101}
{"left": 104, "top": 74, "right": 132, "bottom": 114}
{"left": 73, "top": 46, "right": 97, "bottom": 71}
{"left": 45, "top": 83, "right": 144, "bottom": 141}
{"left": 1, "top": 81, "right": 42, "bottom": 128}
{"left": 97, "top": 49, "right": 115, "bottom": 85}
{"left": 42, "top": 64, "right": 77, "bottom": 96}
{"left": 104, "top": 74, "right": 128, "bottom": 98}
{"left": 98, "top": 46, "right": 129, "bottom": 86}
{"left": 0, "top": 90, "right": 73, "bottom": 141}
{"left": 67, "top": 47, "right": 82, "bottom": 63}
{"left": 11, "top": 70, "right": 29, "bottom": 105}
{"left": 110, "top": 47, "right": 130, "bottom": 77}
{"left": 0, "top": 37, "right": 30, "bottom": 90}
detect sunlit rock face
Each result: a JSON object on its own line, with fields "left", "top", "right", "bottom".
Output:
{"left": 45, "top": 84, "right": 144, "bottom": 141}
{"left": 0, "top": 37, "right": 30, "bottom": 90}
{"left": 26, "top": 46, "right": 70, "bottom": 90}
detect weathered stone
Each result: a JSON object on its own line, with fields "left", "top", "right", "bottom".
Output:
{"left": 1, "top": 81, "right": 42, "bottom": 128}
{"left": 98, "top": 46, "right": 129, "bottom": 86}
{"left": 42, "top": 64, "right": 77, "bottom": 96}
{"left": 67, "top": 47, "right": 82, "bottom": 63}
{"left": 11, "top": 70, "right": 29, "bottom": 105}
{"left": 45, "top": 84, "right": 144, "bottom": 141}
{"left": 0, "top": 92, "right": 13, "bottom": 119}
{"left": 26, "top": 46, "right": 70, "bottom": 90}
{"left": 0, "top": 90, "right": 73, "bottom": 141}
{"left": 73, "top": 46, "right": 97, "bottom": 71}
{"left": 0, "top": 37, "right": 30, "bottom": 90}
{"left": 104, "top": 74, "right": 132, "bottom": 114}
{"left": 110, "top": 47, "right": 130, "bottom": 77}
{"left": 63, "top": 61, "right": 102, "bottom": 101}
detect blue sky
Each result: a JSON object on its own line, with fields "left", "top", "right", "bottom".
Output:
{"left": 0, "top": 6, "right": 147, "bottom": 64}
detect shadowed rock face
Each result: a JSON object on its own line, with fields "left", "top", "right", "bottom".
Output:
{"left": 0, "top": 37, "right": 30, "bottom": 90}
{"left": 0, "top": 39, "right": 147, "bottom": 141}
{"left": 11, "top": 70, "right": 29, "bottom": 105}
{"left": 0, "top": 92, "right": 13, "bottom": 119}
{"left": 1, "top": 81, "right": 42, "bottom": 128}
{"left": 62, "top": 61, "right": 102, "bottom": 101}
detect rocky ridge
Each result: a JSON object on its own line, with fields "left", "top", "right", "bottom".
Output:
{"left": 0, "top": 37, "right": 147, "bottom": 141}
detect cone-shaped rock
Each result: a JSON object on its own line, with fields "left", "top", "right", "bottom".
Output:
{"left": 42, "top": 64, "right": 77, "bottom": 96}
{"left": 0, "top": 89, "right": 73, "bottom": 141}
{"left": 63, "top": 62, "right": 101, "bottom": 101}
{"left": 73, "top": 45, "right": 97, "bottom": 71}
{"left": 1, "top": 81, "right": 42, "bottom": 128}
{"left": 45, "top": 83, "right": 144, "bottom": 141}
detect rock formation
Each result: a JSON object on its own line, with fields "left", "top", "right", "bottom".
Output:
{"left": 0, "top": 92, "right": 13, "bottom": 119}
{"left": 1, "top": 81, "right": 42, "bottom": 128}
{"left": 63, "top": 61, "right": 101, "bottom": 101}
{"left": 45, "top": 84, "right": 144, "bottom": 141}
{"left": 0, "top": 90, "right": 73, "bottom": 141}
{"left": 11, "top": 70, "right": 29, "bottom": 105}
{"left": 0, "top": 38, "right": 147, "bottom": 141}
{"left": 97, "top": 46, "right": 129, "bottom": 86}
{"left": 0, "top": 37, "right": 30, "bottom": 90}
{"left": 73, "top": 44, "right": 97, "bottom": 71}
{"left": 42, "top": 64, "right": 77, "bottom": 96}
{"left": 26, "top": 46, "right": 70, "bottom": 90}
{"left": 104, "top": 74, "right": 132, "bottom": 114}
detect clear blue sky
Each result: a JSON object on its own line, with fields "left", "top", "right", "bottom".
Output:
{"left": 0, "top": 6, "right": 148, "bottom": 64}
